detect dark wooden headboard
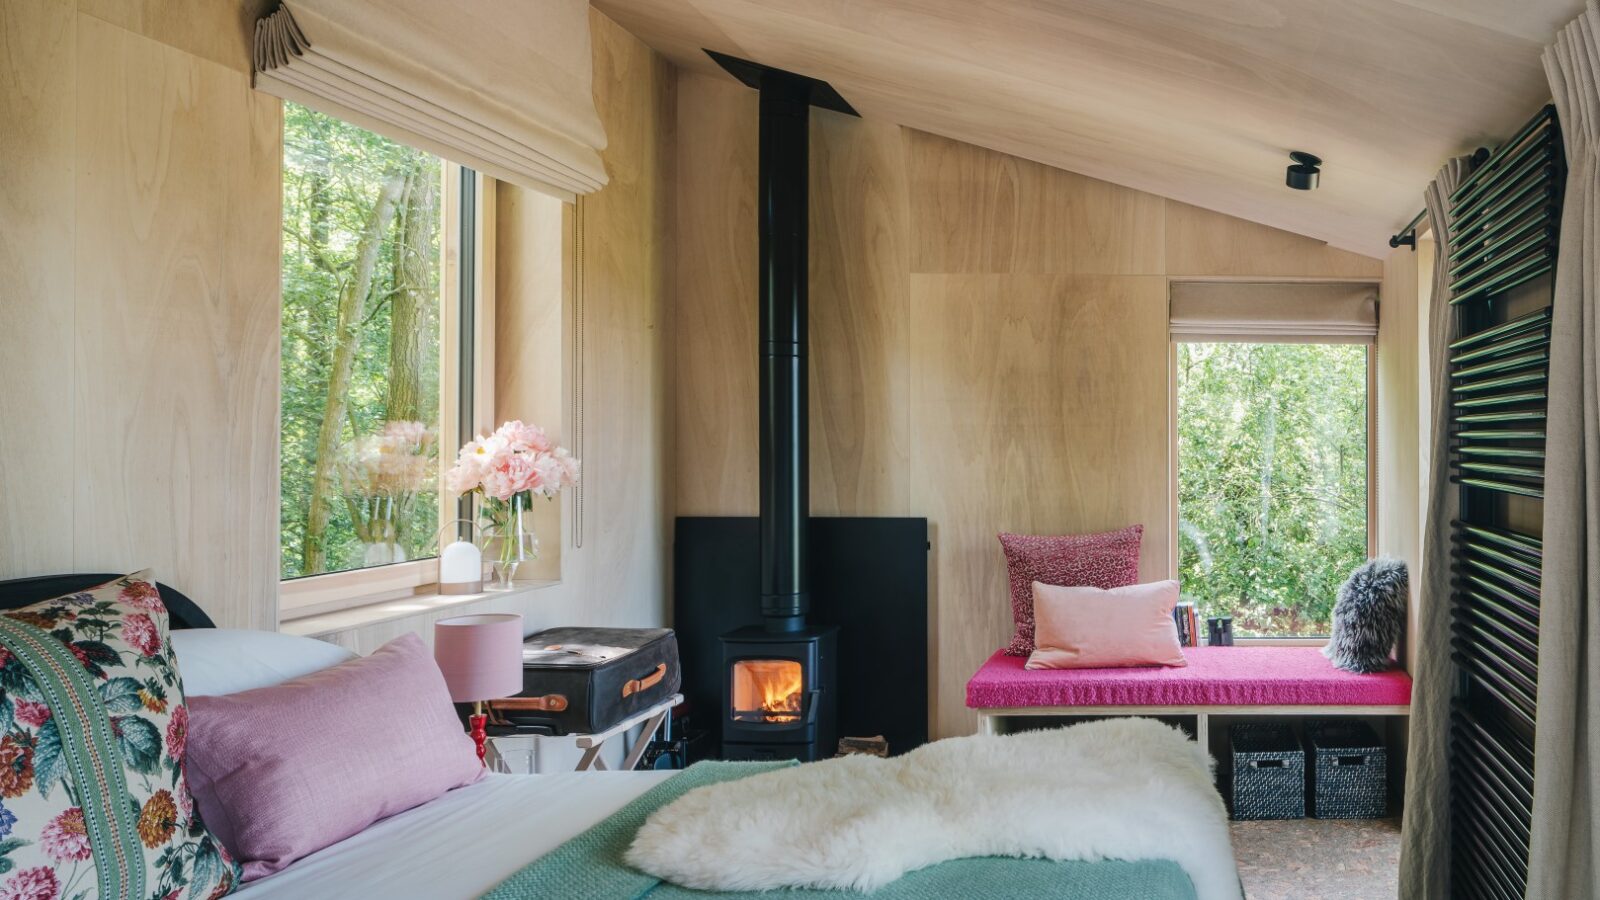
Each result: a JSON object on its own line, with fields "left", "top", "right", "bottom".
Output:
{"left": 0, "top": 574, "right": 215, "bottom": 629}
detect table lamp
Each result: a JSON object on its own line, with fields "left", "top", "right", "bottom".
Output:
{"left": 434, "top": 613, "right": 525, "bottom": 765}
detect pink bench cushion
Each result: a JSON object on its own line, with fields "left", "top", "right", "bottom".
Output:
{"left": 967, "top": 646, "right": 1412, "bottom": 709}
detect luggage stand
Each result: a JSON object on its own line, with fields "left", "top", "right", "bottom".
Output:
{"left": 574, "top": 693, "right": 683, "bottom": 772}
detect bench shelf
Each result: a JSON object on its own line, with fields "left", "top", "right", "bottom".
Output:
{"left": 968, "top": 646, "right": 1413, "bottom": 748}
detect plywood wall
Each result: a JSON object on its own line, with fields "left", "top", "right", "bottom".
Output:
{"left": 673, "top": 72, "right": 1385, "bottom": 736}
{"left": 0, "top": 0, "right": 280, "bottom": 629}
{"left": 1378, "top": 246, "right": 1426, "bottom": 673}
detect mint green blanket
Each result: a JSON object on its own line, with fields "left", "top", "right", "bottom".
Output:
{"left": 484, "top": 761, "right": 1196, "bottom": 900}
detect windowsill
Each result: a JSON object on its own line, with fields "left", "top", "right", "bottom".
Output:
{"left": 1231, "top": 637, "right": 1329, "bottom": 648}
{"left": 281, "top": 580, "right": 559, "bottom": 638}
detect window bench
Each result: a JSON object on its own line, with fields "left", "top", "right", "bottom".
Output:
{"left": 967, "top": 646, "right": 1412, "bottom": 745}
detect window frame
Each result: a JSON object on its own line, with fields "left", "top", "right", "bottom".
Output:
{"left": 279, "top": 163, "right": 496, "bottom": 622}
{"left": 1167, "top": 337, "right": 1378, "bottom": 645}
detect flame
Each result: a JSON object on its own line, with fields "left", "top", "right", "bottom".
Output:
{"left": 731, "top": 659, "right": 803, "bottom": 723}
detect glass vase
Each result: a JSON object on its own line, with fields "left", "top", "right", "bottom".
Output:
{"left": 478, "top": 492, "right": 539, "bottom": 590}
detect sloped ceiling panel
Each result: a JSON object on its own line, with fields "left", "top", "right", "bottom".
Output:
{"left": 595, "top": 0, "right": 1579, "bottom": 256}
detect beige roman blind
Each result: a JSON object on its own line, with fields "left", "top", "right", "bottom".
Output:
{"left": 253, "top": 0, "right": 607, "bottom": 200}
{"left": 1169, "top": 281, "right": 1379, "bottom": 343}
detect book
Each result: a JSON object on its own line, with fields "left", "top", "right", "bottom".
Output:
{"left": 1173, "top": 601, "right": 1197, "bottom": 647}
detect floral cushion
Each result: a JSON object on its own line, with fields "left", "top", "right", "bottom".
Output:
{"left": 0, "top": 572, "right": 239, "bottom": 900}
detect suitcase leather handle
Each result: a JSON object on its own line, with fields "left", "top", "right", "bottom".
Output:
{"left": 490, "top": 694, "right": 569, "bottom": 713}
{"left": 622, "top": 663, "right": 667, "bottom": 699}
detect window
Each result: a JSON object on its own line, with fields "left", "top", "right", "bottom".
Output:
{"left": 1175, "top": 342, "right": 1371, "bottom": 637}
{"left": 279, "top": 103, "right": 484, "bottom": 613}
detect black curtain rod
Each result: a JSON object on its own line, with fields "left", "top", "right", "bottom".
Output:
{"left": 1389, "top": 146, "right": 1493, "bottom": 250}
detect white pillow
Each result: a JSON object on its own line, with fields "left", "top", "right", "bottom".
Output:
{"left": 172, "top": 628, "right": 359, "bottom": 696}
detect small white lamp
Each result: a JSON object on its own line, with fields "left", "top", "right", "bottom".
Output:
{"left": 437, "top": 520, "right": 483, "bottom": 594}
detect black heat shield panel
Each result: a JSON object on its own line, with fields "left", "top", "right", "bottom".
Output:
{"left": 674, "top": 516, "right": 928, "bottom": 758}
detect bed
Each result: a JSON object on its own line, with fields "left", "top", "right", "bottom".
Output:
{"left": 0, "top": 575, "right": 1237, "bottom": 900}
{"left": 232, "top": 764, "right": 1212, "bottom": 900}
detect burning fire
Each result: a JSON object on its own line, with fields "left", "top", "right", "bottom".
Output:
{"left": 732, "top": 659, "right": 803, "bottom": 723}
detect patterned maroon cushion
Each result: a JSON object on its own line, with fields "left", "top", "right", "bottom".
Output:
{"left": 999, "top": 526, "right": 1144, "bottom": 656}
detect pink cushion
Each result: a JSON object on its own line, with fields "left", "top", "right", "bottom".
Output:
{"left": 1027, "top": 580, "right": 1186, "bottom": 669}
{"left": 999, "top": 526, "right": 1143, "bottom": 656}
{"left": 185, "top": 633, "right": 484, "bottom": 879}
{"left": 969, "top": 646, "right": 1413, "bottom": 708}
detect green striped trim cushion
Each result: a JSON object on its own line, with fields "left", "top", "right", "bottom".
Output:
{"left": 0, "top": 617, "right": 146, "bottom": 899}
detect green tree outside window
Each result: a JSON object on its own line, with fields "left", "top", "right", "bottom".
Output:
{"left": 1176, "top": 342, "right": 1369, "bottom": 636}
{"left": 280, "top": 104, "right": 444, "bottom": 579}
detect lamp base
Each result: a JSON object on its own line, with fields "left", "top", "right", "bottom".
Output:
{"left": 470, "top": 708, "right": 489, "bottom": 767}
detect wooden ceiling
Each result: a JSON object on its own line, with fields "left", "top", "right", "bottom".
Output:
{"left": 594, "top": 0, "right": 1579, "bottom": 257}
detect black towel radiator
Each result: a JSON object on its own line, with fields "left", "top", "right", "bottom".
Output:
{"left": 1444, "top": 103, "right": 1564, "bottom": 900}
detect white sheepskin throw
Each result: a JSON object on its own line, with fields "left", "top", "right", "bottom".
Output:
{"left": 626, "top": 718, "right": 1240, "bottom": 899}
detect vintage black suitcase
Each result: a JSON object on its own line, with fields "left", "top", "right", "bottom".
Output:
{"left": 489, "top": 627, "right": 681, "bottom": 736}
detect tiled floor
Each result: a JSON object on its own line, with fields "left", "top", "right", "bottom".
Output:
{"left": 1230, "top": 817, "right": 1401, "bottom": 899}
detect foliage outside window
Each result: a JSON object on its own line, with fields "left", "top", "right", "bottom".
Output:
{"left": 1176, "top": 342, "right": 1369, "bottom": 636}
{"left": 281, "top": 103, "right": 445, "bottom": 579}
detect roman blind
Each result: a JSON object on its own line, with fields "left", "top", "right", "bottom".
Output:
{"left": 253, "top": 0, "right": 608, "bottom": 200}
{"left": 1169, "top": 281, "right": 1379, "bottom": 342}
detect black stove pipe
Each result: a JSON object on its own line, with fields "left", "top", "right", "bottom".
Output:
{"left": 705, "top": 51, "right": 857, "bottom": 635}
{"left": 757, "top": 74, "right": 811, "bottom": 633}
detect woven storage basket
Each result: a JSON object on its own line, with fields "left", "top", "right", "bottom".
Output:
{"left": 1229, "top": 722, "right": 1305, "bottom": 820}
{"left": 1306, "top": 720, "right": 1387, "bottom": 819}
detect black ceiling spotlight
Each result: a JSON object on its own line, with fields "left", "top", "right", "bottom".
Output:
{"left": 1286, "top": 151, "right": 1321, "bottom": 190}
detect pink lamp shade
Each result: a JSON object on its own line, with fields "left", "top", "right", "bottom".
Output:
{"left": 434, "top": 614, "right": 525, "bottom": 703}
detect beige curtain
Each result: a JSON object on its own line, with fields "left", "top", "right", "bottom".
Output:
{"left": 1529, "top": 4, "right": 1600, "bottom": 896}
{"left": 253, "top": 0, "right": 608, "bottom": 199}
{"left": 1398, "top": 155, "right": 1476, "bottom": 900}
{"left": 1168, "top": 281, "right": 1378, "bottom": 342}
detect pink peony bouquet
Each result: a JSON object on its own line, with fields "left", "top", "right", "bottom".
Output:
{"left": 446, "top": 421, "right": 578, "bottom": 586}
{"left": 444, "top": 420, "right": 579, "bottom": 502}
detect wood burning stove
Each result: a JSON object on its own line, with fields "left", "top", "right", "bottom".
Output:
{"left": 705, "top": 51, "right": 857, "bottom": 762}
{"left": 720, "top": 625, "right": 837, "bottom": 761}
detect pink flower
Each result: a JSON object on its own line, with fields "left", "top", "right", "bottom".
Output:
{"left": 503, "top": 420, "right": 552, "bottom": 453}
{"left": 13, "top": 701, "right": 49, "bottom": 729}
{"left": 0, "top": 867, "right": 59, "bottom": 900}
{"left": 480, "top": 468, "right": 514, "bottom": 502}
{"left": 122, "top": 614, "right": 161, "bottom": 657}
{"left": 531, "top": 454, "right": 562, "bottom": 497}
{"left": 443, "top": 459, "right": 480, "bottom": 494}
{"left": 39, "top": 808, "right": 90, "bottom": 863}
{"left": 553, "top": 448, "right": 581, "bottom": 487}
{"left": 118, "top": 580, "right": 166, "bottom": 612}
{"left": 176, "top": 779, "right": 193, "bottom": 823}
{"left": 501, "top": 452, "right": 539, "bottom": 495}
{"left": 166, "top": 705, "right": 188, "bottom": 761}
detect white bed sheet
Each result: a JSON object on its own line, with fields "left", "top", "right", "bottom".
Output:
{"left": 232, "top": 770, "right": 675, "bottom": 899}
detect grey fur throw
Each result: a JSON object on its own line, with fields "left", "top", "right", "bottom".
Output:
{"left": 1322, "top": 558, "right": 1409, "bottom": 673}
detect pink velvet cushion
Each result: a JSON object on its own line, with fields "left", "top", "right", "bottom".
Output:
{"left": 999, "top": 525, "right": 1143, "bottom": 656}
{"left": 968, "top": 647, "right": 1414, "bottom": 708}
{"left": 185, "top": 632, "right": 484, "bottom": 880}
{"left": 1026, "top": 580, "right": 1187, "bottom": 669}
